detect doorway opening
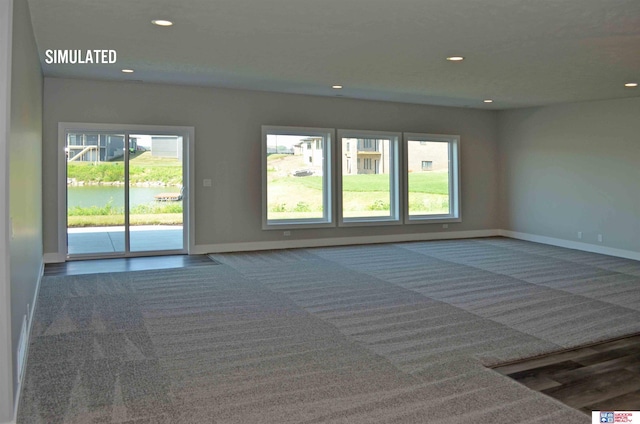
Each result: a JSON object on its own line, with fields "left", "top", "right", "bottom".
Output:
{"left": 60, "top": 124, "right": 194, "bottom": 259}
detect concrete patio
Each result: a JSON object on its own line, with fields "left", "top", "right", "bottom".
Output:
{"left": 68, "top": 225, "right": 184, "bottom": 255}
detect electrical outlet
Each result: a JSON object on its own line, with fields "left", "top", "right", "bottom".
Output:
{"left": 283, "top": 231, "right": 291, "bottom": 237}
{"left": 442, "top": 224, "right": 449, "bottom": 229}
{"left": 203, "top": 179, "right": 212, "bottom": 187}
{"left": 597, "top": 234, "right": 603, "bottom": 243}
{"left": 577, "top": 231, "right": 582, "bottom": 240}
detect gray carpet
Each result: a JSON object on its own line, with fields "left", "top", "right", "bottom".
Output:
{"left": 18, "top": 237, "right": 640, "bottom": 423}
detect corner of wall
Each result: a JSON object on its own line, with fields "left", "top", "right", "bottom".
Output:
{"left": 500, "top": 229, "right": 640, "bottom": 261}
{"left": 0, "top": 0, "right": 14, "bottom": 420}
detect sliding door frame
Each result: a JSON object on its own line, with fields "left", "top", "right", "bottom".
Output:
{"left": 57, "top": 122, "right": 195, "bottom": 259}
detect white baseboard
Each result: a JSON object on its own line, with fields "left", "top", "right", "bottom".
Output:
{"left": 12, "top": 259, "right": 44, "bottom": 422}
{"left": 45, "top": 229, "right": 639, "bottom": 260}
{"left": 194, "top": 228, "right": 640, "bottom": 261}
{"left": 499, "top": 230, "right": 640, "bottom": 261}
{"left": 194, "top": 229, "right": 500, "bottom": 254}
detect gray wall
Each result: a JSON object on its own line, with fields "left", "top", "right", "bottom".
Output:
{"left": 1, "top": 0, "right": 43, "bottom": 421}
{"left": 498, "top": 97, "right": 640, "bottom": 252}
{"left": 43, "top": 77, "right": 500, "bottom": 254}
{"left": 0, "top": 0, "right": 14, "bottom": 420}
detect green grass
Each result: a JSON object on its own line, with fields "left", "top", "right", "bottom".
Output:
{"left": 68, "top": 202, "right": 182, "bottom": 216}
{"left": 274, "top": 172, "right": 449, "bottom": 194}
{"left": 267, "top": 172, "right": 450, "bottom": 217}
{"left": 67, "top": 200, "right": 183, "bottom": 227}
{"left": 407, "top": 172, "right": 449, "bottom": 195}
{"left": 272, "top": 176, "right": 322, "bottom": 190}
{"left": 67, "top": 152, "right": 182, "bottom": 184}
{"left": 68, "top": 201, "right": 121, "bottom": 216}
{"left": 267, "top": 154, "right": 290, "bottom": 161}
{"left": 131, "top": 203, "right": 183, "bottom": 214}
{"left": 129, "top": 151, "right": 181, "bottom": 166}
{"left": 68, "top": 213, "right": 182, "bottom": 227}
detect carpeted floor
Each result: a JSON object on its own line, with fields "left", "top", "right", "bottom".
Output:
{"left": 18, "top": 237, "right": 640, "bottom": 423}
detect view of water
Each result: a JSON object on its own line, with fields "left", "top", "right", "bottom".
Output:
{"left": 68, "top": 186, "right": 181, "bottom": 208}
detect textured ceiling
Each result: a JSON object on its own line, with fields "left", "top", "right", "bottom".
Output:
{"left": 26, "top": 0, "right": 640, "bottom": 109}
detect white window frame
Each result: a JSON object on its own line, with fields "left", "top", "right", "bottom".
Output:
{"left": 262, "top": 126, "right": 334, "bottom": 229}
{"left": 337, "top": 129, "right": 401, "bottom": 227}
{"left": 403, "top": 133, "right": 461, "bottom": 224}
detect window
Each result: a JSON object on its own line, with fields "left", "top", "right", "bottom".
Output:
{"left": 338, "top": 130, "right": 400, "bottom": 225}
{"left": 263, "top": 126, "right": 333, "bottom": 228}
{"left": 404, "top": 133, "right": 460, "bottom": 223}
{"left": 421, "top": 160, "right": 433, "bottom": 171}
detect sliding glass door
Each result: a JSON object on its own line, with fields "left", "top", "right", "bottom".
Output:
{"left": 65, "top": 129, "right": 187, "bottom": 258}
{"left": 128, "top": 134, "right": 184, "bottom": 253}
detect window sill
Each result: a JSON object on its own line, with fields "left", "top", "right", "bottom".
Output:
{"left": 339, "top": 217, "right": 402, "bottom": 227}
{"left": 404, "top": 216, "right": 462, "bottom": 225}
{"left": 263, "top": 220, "right": 335, "bottom": 230}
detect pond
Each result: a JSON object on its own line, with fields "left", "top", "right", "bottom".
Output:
{"left": 68, "top": 186, "right": 181, "bottom": 209}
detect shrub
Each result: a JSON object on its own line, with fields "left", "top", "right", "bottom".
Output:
{"left": 293, "top": 202, "right": 311, "bottom": 212}
{"left": 68, "top": 198, "right": 121, "bottom": 216}
{"left": 367, "top": 200, "right": 390, "bottom": 211}
{"left": 270, "top": 203, "right": 287, "bottom": 213}
{"left": 131, "top": 203, "right": 183, "bottom": 214}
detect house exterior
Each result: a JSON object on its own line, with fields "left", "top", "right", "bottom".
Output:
{"left": 296, "top": 137, "right": 324, "bottom": 169}
{"left": 66, "top": 133, "right": 127, "bottom": 162}
{"left": 406, "top": 141, "right": 449, "bottom": 173}
{"left": 342, "top": 138, "right": 390, "bottom": 175}
{"left": 151, "top": 136, "right": 183, "bottom": 160}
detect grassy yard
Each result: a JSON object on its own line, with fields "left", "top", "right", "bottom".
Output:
{"left": 67, "top": 152, "right": 182, "bottom": 185}
{"left": 267, "top": 154, "right": 291, "bottom": 161}
{"left": 68, "top": 202, "right": 182, "bottom": 216}
{"left": 270, "top": 172, "right": 449, "bottom": 193}
{"left": 267, "top": 172, "right": 450, "bottom": 219}
{"left": 68, "top": 214, "right": 182, "bottom": 227}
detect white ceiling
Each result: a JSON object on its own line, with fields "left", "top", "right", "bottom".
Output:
{"left": 26, "top": 0, "right": 640, "bottom": 109}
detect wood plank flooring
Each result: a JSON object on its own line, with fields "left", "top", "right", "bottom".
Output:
{"left": 44, "top": 254, "right": 219, "bottom": 276}
{"left": 493, "top": 333, "right": 640, "bottom": 414}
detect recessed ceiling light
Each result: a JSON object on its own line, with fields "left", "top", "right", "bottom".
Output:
{"left": 152, "top": 19, "right": 173, "bottom": 26}
{"left": 483, "top": 99, "right": 493, "bottom": 103}
{"left": 332, "top": 85, "right": 343, "bottom": 89}
{"left": 624, "top": 82, "right": 638, "bottom": 87}
{"left": 121, "top": 69, "right": 134, "bottom": 73}
{"left": 446, "top": 56, "right": 464, "bottom": 61}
